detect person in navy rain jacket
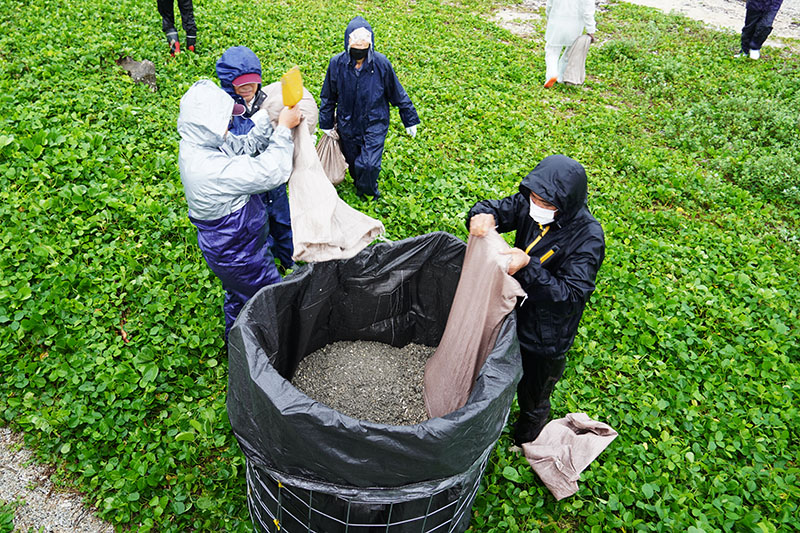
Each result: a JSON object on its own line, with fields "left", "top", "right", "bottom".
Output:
{"left": 468, "top": 155, "right": 605, "bottom": 445}
{"left": 177, "top": 80, "right": 302, "bottom": 338}
{"left": 738, "top": 0, "right": 785, "bottom": 59}
{"left": 216, "top": 46, "right": 295, "bottom": 273}
{"left": 319, "top": 16, "right": 420, "bottom": 200}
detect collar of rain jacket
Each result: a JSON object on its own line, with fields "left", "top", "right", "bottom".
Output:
{"left": 519, "top": 154, "right": 588, "bottom": 227}
{"left": 344, "top": 16, "right": 375, "bottom": 65}
{"left": 177, "top": 79, "right": 235, "bottom": 149}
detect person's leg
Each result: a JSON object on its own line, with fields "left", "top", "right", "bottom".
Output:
{"left": 176, "top": 0, "right": 197, "bottom": 51}
{"left": 544, "top": 45, "right": 563, "bottom": 87}
{"left": 750, "top": 8, "right": 780, "bottom": 53}
{"left": 264, "top": 186, "right": 294, "bottom": 270}
{"left": 339, "top": 136, "right": 369, "bottom": 197}
{"left": 514, "top": 351, "right": 567, "bottom": 445}
{"left": 203, "top": 200, "right": 282, "bottom": 337}
{"left": 216, "top": 253, "right": 282, "bottom": 338}
{"left": 222, "top": 289, "right": 246, "bottom": 339}
{"left": 353, "top": 134, "right": 385, "bottom": 198}
{"left": 740, "top": 7, "right": 762, "bottom": 53}
{"left": 157, "top": 0, "right": 180, "bottom": 54}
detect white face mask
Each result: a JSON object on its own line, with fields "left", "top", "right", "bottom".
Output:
{"left": 529, "top": 200, "right": 556, "bottom": 225}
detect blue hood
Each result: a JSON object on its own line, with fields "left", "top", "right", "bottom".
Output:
{"left": 343, "top": 16, "right": 375, "bottom": 62}
{"left": 216, "top": 46, "right": 263, "bottom": 100}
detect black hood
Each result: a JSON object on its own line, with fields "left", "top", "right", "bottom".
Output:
{"left": 519, "top": 155, "right": 588, "bottom": 222}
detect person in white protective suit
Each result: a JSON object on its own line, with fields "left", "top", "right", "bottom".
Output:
{"left": 544, "top": 0, "right": 596, "bottom": 88}
{"left": 177, "top": 79, "right": 302, "bottom": 338}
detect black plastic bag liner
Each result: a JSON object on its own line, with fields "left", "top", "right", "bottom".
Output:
{"left": 227, "top": 232, "right": 523, "bottom": 532}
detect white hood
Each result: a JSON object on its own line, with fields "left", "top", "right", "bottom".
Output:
{"left": 177, "top": 79, "right": 234, "bottom": 148}
{"left": 176, "top": 79, "right": 295, "bottom": 221}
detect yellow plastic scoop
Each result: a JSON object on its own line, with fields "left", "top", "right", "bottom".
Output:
{"left": 281, "top": 66, "right": 303, "bottom": 107}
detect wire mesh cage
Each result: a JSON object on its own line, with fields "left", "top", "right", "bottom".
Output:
{"left": 227, "top": 232, "right": 522, "bottom": 533}
{"left": 245, "top": 450, "right": 490, "bottom": 532}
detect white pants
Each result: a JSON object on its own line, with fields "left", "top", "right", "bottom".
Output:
{"left": 545, "top": 44, "right": 573, "bottom": 83}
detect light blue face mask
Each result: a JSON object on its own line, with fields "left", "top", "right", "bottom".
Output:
{"left": 529, "top": 200, "right": 556, "bottom": 225}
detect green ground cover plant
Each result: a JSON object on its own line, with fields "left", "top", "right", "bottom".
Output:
{"left": 1, "top": 0, "right": 798, "bottom": 531}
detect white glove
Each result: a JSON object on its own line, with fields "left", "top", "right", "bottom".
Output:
{"left": 321, "top": 129, "right": 334, "bottom": 137}
{"left": 405, "top": 125, "right": 417, "bottom": 138}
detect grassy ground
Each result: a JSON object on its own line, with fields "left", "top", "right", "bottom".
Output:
{"left": 1, "top": 0, "right": 798, "bottom": 531}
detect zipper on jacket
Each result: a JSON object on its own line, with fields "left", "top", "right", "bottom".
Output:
{"left": 524, "top": 224, "right": 550, "bottom": 255}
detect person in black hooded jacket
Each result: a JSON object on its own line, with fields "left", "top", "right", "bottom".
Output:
{"left": 468, "top": 154, "right": 605, "bottom": 445}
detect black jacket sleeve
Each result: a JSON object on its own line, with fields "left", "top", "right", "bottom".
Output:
{"left": 515, "top": 233, "right": 604, "bottom": 303}
{"left": 383, "top": 59, "right": 420, "bottom": 128}
{"left": 319, "top": 58, "right": 338, "bottom": 131}
{"left": 467, "top": 193, "right": 526, "bottom": 234}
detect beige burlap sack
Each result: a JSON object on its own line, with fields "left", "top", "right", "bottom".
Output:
{"left": 316, "top": 129, "right": 347, "bottom": 186}
{"left": 562, "top": 34, "right": 592, "bottom": 86}
{"left": 423, "top": 229, "right": 526, "bottom": 418}
{"left": 261, "top": 84, "right": 384, "bottom": 263}
{"left": 262, "top": 82, "right": 318, "bottom": 135}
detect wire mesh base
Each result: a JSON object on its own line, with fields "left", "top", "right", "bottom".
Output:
{"left": 245, "top": 456, "right": 488, "bottom": 533}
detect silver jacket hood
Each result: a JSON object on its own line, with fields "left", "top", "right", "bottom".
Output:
{"left": 178, "top": 79, "right": 235, "bottom": 149}
{"left": 177, "top": 80, "right": 294, "bottom": 220}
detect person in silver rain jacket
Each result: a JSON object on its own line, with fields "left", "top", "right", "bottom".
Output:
{"left": 177, "top": 79, "right": 302, "bottom": 337}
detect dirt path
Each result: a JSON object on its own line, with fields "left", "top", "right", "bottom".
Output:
{"left": 0, "top": 427, "right": 114, "bottom": 533}
{"left": 494, "top": 0, "right": 800, "bottom": 46}
{"left": 625, "top": 0, "right": 800, "bottom": 44}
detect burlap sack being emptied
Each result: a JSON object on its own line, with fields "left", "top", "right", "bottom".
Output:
{"left": 423, "top": 229, "right": 526, "bottom": 418}
{"left": 316, "top": 129, "right": 348, "bottom": 186}
{"left": 261, "top": 83, "right": 384, "bottom": 263}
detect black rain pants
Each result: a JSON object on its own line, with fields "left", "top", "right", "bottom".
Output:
{"left": 513, "top": 349, "right": 567, "bottom": 446}
{"left": 740, "top": 7, "right": 780, "bottom": 53}
{"left": 157, "top": 0, "right": 197, "bottom": 45}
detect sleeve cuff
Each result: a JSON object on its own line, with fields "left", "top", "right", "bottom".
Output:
{"left": 272, "top": 125, "right": 293, "bottom": 141}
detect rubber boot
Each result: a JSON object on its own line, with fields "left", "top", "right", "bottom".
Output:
{"left": 513, "top": 354, "right": 567, "bottom": 446}
{"left": 165, "top": 29, "right": 180, "bottom": 57}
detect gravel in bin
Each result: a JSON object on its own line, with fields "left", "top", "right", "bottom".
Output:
{"left": 292, "top": 341, "right": 434, "bottom": 425}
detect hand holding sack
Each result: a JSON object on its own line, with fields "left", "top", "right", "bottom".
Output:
{"left": 261, "top": 81, "right": 384, "bottom": 262}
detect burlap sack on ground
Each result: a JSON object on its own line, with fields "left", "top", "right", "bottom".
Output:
{"left": 262, "top": 84, "right": 384, "bottom": 262}
{"left": 522, "top": 413, "right": 618, "bottom": 500}
{"left": 563, "top": 34, "right": 592, "bottom": 86}
{"left": 316, "top": 129, "right": 347, "bottom": 185}
{"left": 423, "top": 229, "right": 526, "bottom": 418}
